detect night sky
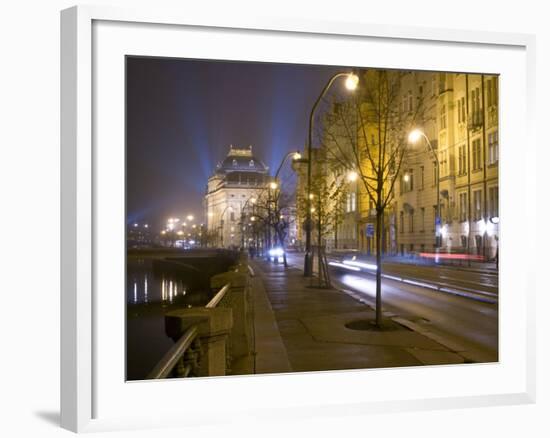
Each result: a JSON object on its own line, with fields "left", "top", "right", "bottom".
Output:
{"left": 126, "top": 56, "right": 348, "bottom": 229}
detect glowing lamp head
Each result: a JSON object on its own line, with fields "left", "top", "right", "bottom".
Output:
{"left": 408, "top": 129, "right": 423, "bottom": 144}
{"left": 250, "top": 197, "right": 257, "bottom": 204}
{"left": 345, "top": 73, "right": 359, "bottom": 91}
{"left": 186, "top": 215, "right": 194, "bottom": 221}
{"left": 269, "top": 182, "right": 278, "bottom": 190}
{"left": 293, "top": 151, "right": 302, "bottom": 160}
{"left": 403, "top": 173, "right": 410, "bottom": 182}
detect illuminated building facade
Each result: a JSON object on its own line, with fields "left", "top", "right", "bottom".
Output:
{"left": 204, "top": 145, "right": 270, "bottom": 248}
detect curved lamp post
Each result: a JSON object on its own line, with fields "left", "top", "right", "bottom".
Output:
{"left": 303, "top": 72, "right": 359, "bottom": 277}
{"left": 408, "top": 128, "right": 441, "bottom": 248}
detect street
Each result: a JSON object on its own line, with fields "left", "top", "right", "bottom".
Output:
{"left": 284, "top": 252, "right": 498, "bottom": 363}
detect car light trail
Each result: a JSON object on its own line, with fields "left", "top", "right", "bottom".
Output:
{"left": 342, "top": 260, "right": 378, "bottom": 270}
{"left": 328, "top": 261, "right": 361, "bottom": 272}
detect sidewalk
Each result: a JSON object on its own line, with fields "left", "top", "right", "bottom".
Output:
{"left": 249, "top": 258, "right": 466, "bottom": 374}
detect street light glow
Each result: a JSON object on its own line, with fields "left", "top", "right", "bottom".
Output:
{"left": 270, "top": 182, "right": 278, "bottom": 190}
{"left": 293, "top": 151, "right": 302, "bottom": 160}
{"left": 347, "top": 171, "right": 358, "bottom": 182}
{"left": 187, "top": 215, "right": 194, "bottom": 221}
{"left": 345, "top": 73, "right": 359, "bottom": 91}
{"left": 408, "top": 129, "right": 423, "bottom": 144}
{"left": 403, "top": 173, "right": 410, "bottom": 182}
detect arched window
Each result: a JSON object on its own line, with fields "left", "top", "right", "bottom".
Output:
{"left": 249, "top": 160, "right": 254, "bottom": 167}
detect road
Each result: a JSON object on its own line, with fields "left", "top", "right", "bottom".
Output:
{"left": 285, "top": 252, "right": 498, "bottom": 363}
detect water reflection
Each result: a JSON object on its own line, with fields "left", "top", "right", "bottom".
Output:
{"left": 127, "top": 258, "right": 213, "bottom": 308}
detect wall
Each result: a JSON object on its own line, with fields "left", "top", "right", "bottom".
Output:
{"left": 0, "top": 1, "right": 547, "bottom": 438}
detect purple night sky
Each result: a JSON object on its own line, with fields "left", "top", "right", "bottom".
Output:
{"left": 126, "top": 56, "right": 348, "bottom": 229}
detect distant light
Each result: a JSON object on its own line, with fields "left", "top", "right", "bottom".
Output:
{"left": 270, "top": 182, "right": 278, "bottom": 190}
{"left": 279, "top": 215, "right": 284, "bottom": 219}
{"left": 347, "top": 171, "right": 358, "bottom": 182}
{"left": 408, "top": 129, "right": 423, "bottom": 144}
{"left": 144, "top": 224, "right": 148, "bottom": 228}
{"left": 310, "top": 207, "right": 315, "bottom": 213}
{"left": 187, "top": 215, "right": 194, "bottom": 221}
{"left": 133, "top": 223, "right": 138, "bottom": 227}
{"left": 173, "top": 218, "right": 180, "bottom": 223}
{"left": 192, "top": 224, "right": 197, "bottom": 229}
{"left": 161, "top": 230, "right": 166, "bottom": 235}
{"left": 403, "top": 173, "right": 410, "bottom": 182}
{"left": 207, "top": 212, "right": 214, "bottom": 217}
{"left": 345, "top": 73, "right": 359, "bottom": 91}
{"left": 250, "top": 197, "right": 257, "bottom": 204}
{"left": 251, "top": 216, "right": 256, "bottom": 221}
{"left": 177, "top": 231, "right": 183, "bottom": 236}
{"left": 268, "top": 247, "right": 284, "bottom": 257}
{"left": 309, "top": 193, "right": 314, "bottom": 200}
{"left": 293, "top": 151, "right": 302, "bottom": 160}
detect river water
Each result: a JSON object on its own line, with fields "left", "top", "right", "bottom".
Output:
{"left": 126, "top": 257, "right": 212, "bottom": 380}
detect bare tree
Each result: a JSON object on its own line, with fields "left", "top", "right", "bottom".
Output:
{"left": 321, "top": 69, "right": 425, "bottom": 325}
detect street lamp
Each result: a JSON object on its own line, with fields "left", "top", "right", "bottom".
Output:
{"left": 304, "top": 72, "right": 359, "bottom": 276}
{"left": 408, "top": 128, "right": 441, "bottom": 248}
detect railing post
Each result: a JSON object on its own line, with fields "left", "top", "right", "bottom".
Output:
{"left": 210, "top": 266, "right": 252, "bottom": 362}
{"left": 165, "top": 307, "right": 233, "bottom": 377}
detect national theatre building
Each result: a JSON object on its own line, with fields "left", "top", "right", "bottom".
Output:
{"left": 204, "top": 145, "right": 269, "bottom": 248}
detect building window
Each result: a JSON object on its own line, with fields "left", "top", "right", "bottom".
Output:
{"left": 400, "top": 211, "right": 404, "bottom": 233}
{"left": 457, "top": 96, "right": 466, "bottom": 123}
{"left": 420, "top": 207, "right": 425, "bottom": 232}
{"left": 489, "top": 186, "right": 499, "bottom": 218}
{"left": 487, "top": 77, "right": 498, "bottom": 107}
{"left": 431, "top": 75, "right": 437, "bottom": 96}
{"left": 472, "top": 139, "right": 482, "bottom": 170}
{"left": 440, "top": 104, "right": 447, "bottom": 129}
{"left": 420, "top": 166, "right": 424, "bottom": 189}
{"left": 409, "top": 211, "right": 414, "bottom": 233}
{"left": 461, "top": 235, "right": 467, "bottom": 248}
{"left": 488, "top": 131, "right": 499, "bottom": 164}
{"left": 408, "top": 90, "right": 413, "bottom": 112}
{"left": 458, "top": 144, "right": 467, "bottom": 174}
{"left": 473, "top": 190, "right": 482, "bottom": 221}
{"left": 230, "top": 212, "right": 235, "bottom": 222}
{"left": 459, "top": 192, "right": 468, "bottom": 222}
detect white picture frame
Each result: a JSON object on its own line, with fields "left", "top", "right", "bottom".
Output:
{"left": 61, "top": 5, "right": 536, "bottom": 433}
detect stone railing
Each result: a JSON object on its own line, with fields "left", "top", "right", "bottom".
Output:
{"left": 147, "top": 254, "right": 253, "bottom": 379}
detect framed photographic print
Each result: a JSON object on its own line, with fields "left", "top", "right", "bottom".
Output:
{"left": 61, "top": 4, "right": 536, "bottom": 433}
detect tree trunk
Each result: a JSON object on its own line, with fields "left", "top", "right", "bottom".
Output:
{"left": 375, "top": 209, "right": 383, "bottom": 326}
